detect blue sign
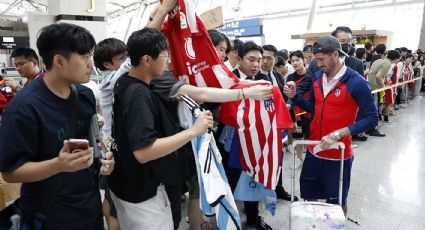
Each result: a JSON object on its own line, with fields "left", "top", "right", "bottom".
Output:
{"left": 220, "top": 27, "right": 262, "bottom": 37}
{"left": 218, "top": 18, "right": 262, "bottom": 37}
{"left": 220, "top": 18, "right": 262, "bottom": 31}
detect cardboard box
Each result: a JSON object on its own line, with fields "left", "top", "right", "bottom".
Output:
{"left": 199, "top": 6, "right": 224, "bottom": 30}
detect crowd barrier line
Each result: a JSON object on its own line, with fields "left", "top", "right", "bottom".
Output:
{"left": 293, "top": 76, "right": 423, "bottom": 117}
{"left": 371, "top": 76, "right": 422, "bottom": 94}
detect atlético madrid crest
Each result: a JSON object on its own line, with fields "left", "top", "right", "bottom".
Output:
{"left": 334, "top": 87, "right": 342, "bottom": 97}
{"left": 264, "top": 98, "right": 275, "bottom": 112}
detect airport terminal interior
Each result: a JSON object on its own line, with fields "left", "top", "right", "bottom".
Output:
{"left": 0, "top": 0, "right": 425, "bottom": 229}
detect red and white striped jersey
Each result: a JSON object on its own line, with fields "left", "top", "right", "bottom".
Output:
{"left": 220, "top": 84, "right": 294, "bottom": 189}
{"left": 161, "top": 0, "right": 239, "bottom": 89}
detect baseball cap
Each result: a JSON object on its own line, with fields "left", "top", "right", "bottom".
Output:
{"left": 312, "top": 35, "right": 348, "bottom": 57}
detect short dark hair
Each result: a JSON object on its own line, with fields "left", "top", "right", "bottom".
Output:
{"left": 238, "top": 41, "right": 263, "bottom": 59}
{"left": 127, "top": 27, "right": 169, "bottom": 67}
{"left": 405, "top": 53, "right": 413, "bottom": 59}
{"left": 303, "top": 44, "right": 312, "bottom": 52}
{"left": 262, "top": 44, "right": 278, "bottom": 57}
{"left": 400, "top": 47, "right": 408, "bottom": 52}
{"left": 36, "top": 23, "right": 96, "bottom": 70}
{"left": 387, "top": 50, "right": 401, "bottom": 61}
{"left": 231, "top": 39, "right": 244, "bottom": 52}
{"left": 275, "top": 56, "right": 286, "bottom": 67}
{"left": 223, "top": 33, "right": 231, "bottom": 54}
{"left": 93, "top": 38, "right": 126, "bottom": 71}
{"left": 331, "top": 26, "right": 352, "bottom": 37}
{"left": 374, "top": 44, "right": 387, "bottom": 55}
{"left": 356, "top": 47, "right": 366, "bottom": 59}
{"left": 364, "top": 42, "right": 373, "bottom": 50}
{"left": 289, "top": 50, "right": 304, "bottom": 60}
{"left": 277, "top": 49, "right": 289, "bottom": 61}
{"left": 208, "top": 30, "right": 231, "bottom": 54}
{"left": 11, "top": 47, "right": 39, "bottom": 63}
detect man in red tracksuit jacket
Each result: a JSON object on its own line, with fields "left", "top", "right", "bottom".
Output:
{"left": 284, "top": 35, "right": 378, "bottom": 215}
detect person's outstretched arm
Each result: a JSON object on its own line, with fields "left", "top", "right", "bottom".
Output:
{"left": 146, "top": 0, "right": 177, "bottom": 30}
{"left": 174, "top": 84, "right": 273, "bottom": 102}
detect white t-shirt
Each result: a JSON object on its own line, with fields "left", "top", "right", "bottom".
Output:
{"left": 283, "top": 63, "right": 295, "bottom": 82}
{"left": 388, "top": 63, "right": 395, "bottom": 82}
{"left": 419, "top": 64, "right": 425, "bottom": 78}
{"left": 83, "top": 80, "right": 100, "bottom": 104}
{"left": 396, "top": 62, "right": 404, "bottom": 81}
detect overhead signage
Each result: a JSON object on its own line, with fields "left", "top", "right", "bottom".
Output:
{"left": 88, "top": 0, "right": 96, "bottom": 13}
{"left": 0, "top": 36, "right": 29, "bottom": 49}
{"left": 218, "top": 18, "right": 263, "bottom": 37}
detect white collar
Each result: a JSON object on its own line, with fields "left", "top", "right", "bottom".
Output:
{"left": 323, "top": 64, "right": 347, "bottom": 83}
{"left": 238, "top": 68, "right": 251, "bottom": 80}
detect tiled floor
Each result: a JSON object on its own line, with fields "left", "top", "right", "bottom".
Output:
{"left": 179, "top": 96, "right": 425, "bottom": 230}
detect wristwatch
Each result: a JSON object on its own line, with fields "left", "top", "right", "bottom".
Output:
{"left": 332, "top": 130, "right": 341, "bottom": 140}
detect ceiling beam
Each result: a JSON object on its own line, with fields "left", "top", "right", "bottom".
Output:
{"left": 107, "top": 0, "right": 158, "bottom": 20}
{"left": 223, "top": 0, "right": 421, "bottom": 21}
{"left": 109, "top": 2, "right": 125, "bottom": 8}
{"left": 0, "top": 0, "right": 24, "bottom": 16}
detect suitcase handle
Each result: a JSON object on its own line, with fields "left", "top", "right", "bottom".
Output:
{"left": 287, "top": 140, "right": 345, "bottom": 206}
{"left": 297, "top": 201, "right": 342, "bottom": 207}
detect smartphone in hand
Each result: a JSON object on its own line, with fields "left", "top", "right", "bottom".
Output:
{"left": 68, "top": 139, "right": 89, "bottom": 153}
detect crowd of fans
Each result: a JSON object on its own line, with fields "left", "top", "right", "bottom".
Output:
{"left": 0, "top": 0, "right": 424, "bottom": 230}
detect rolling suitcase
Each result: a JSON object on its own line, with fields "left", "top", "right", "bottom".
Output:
{"left": 286, "top": 140, "right": 346, "bottom": 230}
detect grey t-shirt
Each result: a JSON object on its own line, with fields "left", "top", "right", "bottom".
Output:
{"left": 99, "top": 58, "right": 131, "bottom": 142}
{"left": 368, "top": 58, "right": 391, "bottom": 90}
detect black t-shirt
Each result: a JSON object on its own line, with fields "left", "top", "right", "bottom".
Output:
{"left": 0, "top": 78, "right": 101, "bottom": 229}
{"left": 151, "top": 70, "right": 184, "bottom": 119}
{"left": 366, "top": 52, "right": 373, "bottom": 62}
{"left": 287, "top": 71, "right": 306, "bottom": 84}
{"left": 109, "top": 73, "right": 187, "bottom": 203}
{"left": 287, "top": 71, "right": 307, "bottom": 122}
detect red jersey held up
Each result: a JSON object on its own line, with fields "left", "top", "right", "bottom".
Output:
{"left": 161, "top": 0, "right": 239, "bottom": 89}
{"left": 220, "top": 84, "right": 293, "bottom": 189}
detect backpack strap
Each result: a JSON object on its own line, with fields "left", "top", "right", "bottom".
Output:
{"left": 68, "top": 84, "right": 79, "bottom": 138}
